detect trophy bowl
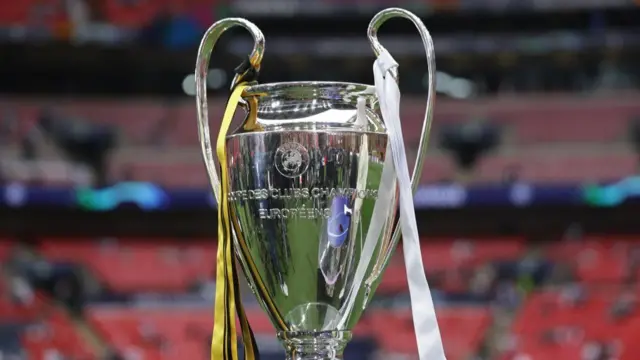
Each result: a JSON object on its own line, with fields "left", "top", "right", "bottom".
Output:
{"left": 227, "top": 81, "right": 397, "bottom": 356}
{"left": 195, "top": 7, "right": 440, "bottom": 360}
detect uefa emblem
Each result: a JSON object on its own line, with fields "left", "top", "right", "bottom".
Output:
{"left": 275, "top": 142, "right": 310, "bottom": 178}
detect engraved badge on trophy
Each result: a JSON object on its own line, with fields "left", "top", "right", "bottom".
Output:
{"left": 195, "top": 7, "right": 445, "bottom": 360}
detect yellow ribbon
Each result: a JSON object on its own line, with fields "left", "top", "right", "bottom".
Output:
{"left": 212, "top": 83, "right": 259, "bottom": 360}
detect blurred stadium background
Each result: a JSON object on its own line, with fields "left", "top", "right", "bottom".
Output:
{"left": 1, "top": 0, "right": 640, "bottom": 359}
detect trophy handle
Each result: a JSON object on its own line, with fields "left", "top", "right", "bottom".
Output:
{"left": 366, "top": 8, "right": 436, "bottom": 274}
{"left": 195, "top": 18, "right": 265, "bottom": 201}
{"left": 368, "top": 7, "right": 435, "bottom": 199}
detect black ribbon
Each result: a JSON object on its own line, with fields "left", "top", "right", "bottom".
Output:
{"left": 234, "top": 56, "right": 260, "bottom": 85}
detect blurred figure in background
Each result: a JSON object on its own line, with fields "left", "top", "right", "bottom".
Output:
{"left": 439, "top": 119, "right": 500, "bottom": 183}
{"left": 37, "top": 108, "right": 118, "bottom": 187}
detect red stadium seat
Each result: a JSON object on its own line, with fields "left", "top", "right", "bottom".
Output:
{"left": 100, "top": 0, "right": 163, "bottom": 28}
{"left": 509, "top": 286, "right": 640, "bottom": 359}
{"left": 0, "top": 2, "right": 32, "bottom": 25}
{"left": 88, "top": 299, "right": 491, "bottom": 360}
{"left": 377, "top": 238, "right": 524, "bottom": 295}
{"left": 545, "top": 239, "right": 630, "bottom": 282}
{"left": 39, "top": 239, "right": 216, "bottom": 292}
{"left": 514, "top": 114, "right": 629, "bottom": 143}
{"left": 0, "top": 239, "right": 14, "bottom": 262}
{"left": 57, "top": 100, "right": 165, "bottom": 143}
{"left": 87, "top": 306, "right": 272, "bottom": 360}
{"left": 0, "top": 274, "right": 92, "bottom": 358}
{"left": 0, "top": 292, "right": 47, "bottom": 323}
{"left": 377, "top": 252, "right": 408, "bottom": 295}
{"left": 0, "top": 276, "right": 50, "bottom": 323}
{"left": 2, "top": 94, "right": 640, "bottom": 185}
{"left": 476, "top": 151, "right": 637, "bottom": 183}
{"left": 369, "top": 307, "right": 491, "bottom": 360}
{"left": 114, "top": 162, "right": 210, "bottom": 188}
{"left": 404, "top": 93, "right": 640, "bottom": 142}
{"left": 422, "top": 238, "right": 525, "bottom": 272}
{"left": 0, "top": 0, "right": 69, "bottom": 37}
{"left": 22, "top": 310, "right": 95, "bottom": 359}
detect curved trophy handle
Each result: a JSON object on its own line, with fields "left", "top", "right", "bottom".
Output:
{"left": 195, "top": 18, "right": 265, "bottom": 201}
{"left": 367, "top": 8, "right": 436, "bottom": 276}
{"left": 368, "top": 7, "right": 435, "bottom": 197}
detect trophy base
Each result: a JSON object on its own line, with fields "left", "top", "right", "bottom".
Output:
{"left": 278, "top": 330, "right": 352, "bottom": 360}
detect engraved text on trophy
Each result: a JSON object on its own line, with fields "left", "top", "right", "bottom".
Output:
{"left": 228, "top": 187, "right": 378, "bottom": 219}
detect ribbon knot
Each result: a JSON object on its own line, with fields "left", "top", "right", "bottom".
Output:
{"left": 374, "top": 49, "right": 399, "bottom": 78}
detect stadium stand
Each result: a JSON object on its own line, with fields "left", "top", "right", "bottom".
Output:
{"left": 8, "top": 235, "right": 636, "bottom": 359}
{"left": 101, "top": 0, "right": 164, "bottom": 28}
{"left": 86, "top": 306, "right": 275, "bottom": 360}
{"left": 508, "top": 286, "right": 639, "bottom": 360}
{"left": 3, "top": 95, "right": 639, "bottom": 146}
{"left": 39, "top": 239, "right": 217, "bottom": 293}
{"left": 1, "top": 94, "right": 639, "bottom": 187}
{"left": 2, "top": 1, "right": 640, "bottom": 360}
{"left": 1, "top": 237, "right": 514, "bottom": 359}
{"left": 0, "top": 276, "right": 94, "bottom": 359}
{"left": 0, "top": 232, "right": 640, "bottom": 360}
{"left": 12, "top": 236, "right": 625, "bottom": 359}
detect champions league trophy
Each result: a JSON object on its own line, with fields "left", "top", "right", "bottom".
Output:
{"left": 196, "top": 7, "right": 445, "bottom": 360}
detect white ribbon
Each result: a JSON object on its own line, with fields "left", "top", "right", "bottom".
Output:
{"left": 337, "top": 142, "right": 395, "bottom": 327}
{"left": 374, "top": 49, "right": 447, "bottom": 360}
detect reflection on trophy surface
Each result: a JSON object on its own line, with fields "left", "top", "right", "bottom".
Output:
{"left": 196, "top": 7, "right": 439, "bottom": 360}
{"left": 227, "top": 86, "right": 395, "bottom": 330}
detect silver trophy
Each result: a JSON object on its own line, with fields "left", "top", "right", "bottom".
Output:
{"left": 196, "top": 7, "right": 436, "bottom": 360}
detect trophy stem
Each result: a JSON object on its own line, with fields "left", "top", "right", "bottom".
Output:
{"left": 278, "top": 331, "right": 352, "bottom": 360}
